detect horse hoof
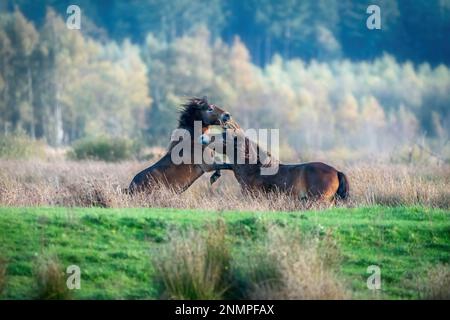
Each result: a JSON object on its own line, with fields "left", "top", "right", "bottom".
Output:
{"left": 210, "top": 174, "right": 221, "bottom": 185}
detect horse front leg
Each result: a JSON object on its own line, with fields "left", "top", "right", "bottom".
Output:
{"left": 199, "top": 164, "right": 233, "bottom": 185}
{"left": 210, "top": 170, "right": 221, "bottom": 185}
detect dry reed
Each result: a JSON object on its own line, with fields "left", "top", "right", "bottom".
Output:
{"left": 0, "top": 160, "right": 448, "bottom": 210}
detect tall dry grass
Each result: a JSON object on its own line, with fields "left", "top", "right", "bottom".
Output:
{"left": 152, "top": 221, "right": 231, "bottom": 299}
{"left": 0, "top": 159, "right": 448, "bottom": 210}
{"left": 238, "top": 226, "right": 349, "bottom": 300}
{"left": 0, "top": 257, "right": 7, "bottom": 297}
{"left": 152, "top": 223, "right": 349, "bottom": 300}
{"left": 34, "top": 254, "right": 72, "bottom": 300}
{"left": 418, "top": 264, "right": 450, "bottom": 300}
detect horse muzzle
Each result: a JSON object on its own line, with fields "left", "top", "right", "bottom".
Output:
{"left": 199, "top": 134, "right": 211, "bottom": 145}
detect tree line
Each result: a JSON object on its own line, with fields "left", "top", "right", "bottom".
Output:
{"left": 0, "top": 9, "right": 149, "bottom": 145}
{"left": 5, "top": 0, "right": 450, "bottom": 66}
{"left": 0, "top": 6, "right": 449, "bottom": 160}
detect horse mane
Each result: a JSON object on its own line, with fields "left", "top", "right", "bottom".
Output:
{"left": 259, "top": 148, "right": 279, "bottom": 168}
{"left": 163, "top": 97, "right": 209, "bottom": 152}
{"left": 177, "top": 96, "right": 209, "bottom": 130}
{"left": 253, "top": 139, "right": 279, "bottom": 167}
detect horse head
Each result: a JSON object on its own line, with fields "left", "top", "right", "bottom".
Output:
{"left": 178, "top": 97, "right": 234, "bottom": 131}
{"left": 200, "top": 127, "right": 275, "bottom": 167}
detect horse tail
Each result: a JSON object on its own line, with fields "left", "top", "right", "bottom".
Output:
{"left": 336, "top": 171, "right": 349, "bottom": 200}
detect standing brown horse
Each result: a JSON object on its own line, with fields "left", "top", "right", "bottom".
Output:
{"left": 205, "top": 128, "right": 349, "bottom": 203}
{"left": 128, "top": 97, "right": 234, "bottom": 194}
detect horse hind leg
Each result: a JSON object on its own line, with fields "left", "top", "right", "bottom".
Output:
{"left": 298, "top": 190, "right": 308, "bottom": 201}
{"left": 298, "top": 187, "right": 335, "bottom": 208}
{"left": 210, "top": 170, "right": 221, "bottom": 185}
{"left": 297, "top": 191, "right": 318, "bottom": 210}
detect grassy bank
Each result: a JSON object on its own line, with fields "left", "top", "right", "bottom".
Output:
{"left": 0, "top": 206, "right": 449, "bottom": 299}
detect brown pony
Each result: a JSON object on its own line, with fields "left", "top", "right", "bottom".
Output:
{"left": 205, "top": 128, "right": 349, "bottom": 203}
{"left": 128, "top": 97, "right": 234, "bottom": 194}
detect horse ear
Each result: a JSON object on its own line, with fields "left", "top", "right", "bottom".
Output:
{"left": 202, "top": 96, "right": 208, "bottom": 104}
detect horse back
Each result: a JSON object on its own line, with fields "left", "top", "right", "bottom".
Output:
{"left": 128, "top": 153, "right": 203, "bottom": 193}
{"left": 287, "top": 162, "right": 340, "bottom": 200}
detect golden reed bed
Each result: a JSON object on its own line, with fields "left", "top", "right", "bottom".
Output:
{"left": 0, "top": 160, "right": 448, "bottom": 211}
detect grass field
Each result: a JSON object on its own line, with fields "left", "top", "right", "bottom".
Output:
{"left": 1, "top": 205, "right": 449, "bottom": 299}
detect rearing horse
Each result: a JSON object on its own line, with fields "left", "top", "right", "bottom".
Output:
{"left": 128, "top": 97, "right": 234, "bottom": 194}
{"left": 204, "top": 128, "right": 349, "bottom": 203}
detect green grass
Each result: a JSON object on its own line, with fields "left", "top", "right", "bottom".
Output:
{"left": 0, "top": 206, "right": 449, "bottom": 299}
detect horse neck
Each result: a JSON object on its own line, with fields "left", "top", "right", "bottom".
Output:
{"left": 165, "top": 125, "right": 195, "bottom": 153}
{"left": 163, "top": 128, "right": 206, "bottom": 166}
{"left": 244, "top": 136, "right": 274, "bottom": 168}
{"left": 229, "top": 135, "right": 277, "bottom": 181}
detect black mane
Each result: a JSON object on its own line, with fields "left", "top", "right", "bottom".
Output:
{"left": 178, "top": 97, "right": 209, "bottom": 130}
